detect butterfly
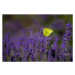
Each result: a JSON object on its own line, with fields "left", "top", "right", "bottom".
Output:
{"left": 43, "top": 28, "right": 53, "bottom": 36}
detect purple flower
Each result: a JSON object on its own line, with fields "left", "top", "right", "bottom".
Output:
{"left": 3, "top": 21, "right": 72, "bottom": 62}
{"left": 60, "top": 22, "right": 72, "bottom": 61}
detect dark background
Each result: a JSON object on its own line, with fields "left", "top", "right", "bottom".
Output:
{"left": 3, "top": 15, "right": 73, "bottom": 49}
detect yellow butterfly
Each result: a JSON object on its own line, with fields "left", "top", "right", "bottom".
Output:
{"left": 43, "top": 28, "right": 53, "bottom": 36}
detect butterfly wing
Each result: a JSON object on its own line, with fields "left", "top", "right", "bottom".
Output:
{"left": 43, "top": 28, "right": 53, "bottom": 36}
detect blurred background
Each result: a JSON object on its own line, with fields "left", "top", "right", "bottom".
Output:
{"left": 3, "top": 15, "right": 73, "bottom": 49}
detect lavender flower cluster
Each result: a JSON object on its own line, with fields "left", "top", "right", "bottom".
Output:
{"left": 3, "top": 22, "right": 72, "bottom": 62}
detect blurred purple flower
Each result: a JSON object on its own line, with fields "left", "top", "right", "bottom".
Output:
{"left": 51, "top": 19, "right": 65, "bottom": 30}
{"left": 3, "top": 22, "right": 72, "bottom": 62}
